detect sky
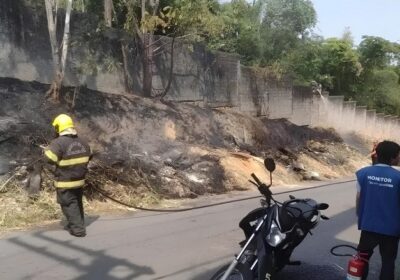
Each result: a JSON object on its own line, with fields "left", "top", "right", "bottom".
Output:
{"left": 312, "top": 0, "right": 400, "bottom": 45}
{"left": 219, "top": 0, "right": 400, "bottom": 45}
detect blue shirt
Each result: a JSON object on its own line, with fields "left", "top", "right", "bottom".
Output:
{"left": 356, "top": 164, "right": 400, "bottom": 237}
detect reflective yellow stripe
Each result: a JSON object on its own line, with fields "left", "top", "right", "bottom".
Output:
{"left": 45, "top": 149, "right": 59, "bottom": 162}
{"left": 58, "top": 156, "right": 90, "bottom": 167}
{"left": 54, "top": 180, "right": 85, "bottom": 189}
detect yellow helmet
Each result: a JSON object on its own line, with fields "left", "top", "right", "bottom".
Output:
{"left": 52, "top": 114, "right": 74, "bottom": 133}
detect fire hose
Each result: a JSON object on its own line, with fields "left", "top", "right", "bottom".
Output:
{"left": 90, "top": 179, "right": 356, "bottom": 213}
{"left": 330, "top": 244, "right": 358, "bottom": 257}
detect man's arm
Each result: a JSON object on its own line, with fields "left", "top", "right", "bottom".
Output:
{"left": 356, "top": 191, "right": 360, "bottom": 217}
{"left": 42, "top": 141, "right": 62, "bottom": 173}
{"left": 356, "top": 181, "right": 361, "bottom": 217}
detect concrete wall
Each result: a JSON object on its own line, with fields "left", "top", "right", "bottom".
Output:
{"left": 320, "top": 99, "right": 400, "bottom": 142}
{"left": 268, "top": 81, "right": 293, "bottom": 119}
{"left": 309, "top": 95, "right": 322, "bottom": 126}
{"left": 290, "top": 86, "right": 313, "bottom": 126}
{"left": 1, "top": 1, "right": 400, "bottom": 142}
{"left": 355, "top": 106, "right": 367, "bottom": 132}
{"left": 326, "top": 96, "right": 344, "bottom": 128}
{"left": 341, "top": 101, "right": 357, "bottom": 132}
{"left": 313, "top": 92, "right": 330, "bottom": 126}
{"left": 237, "top": 67, "right": 267, "bottom": 116}
{"left": 365, "top": 110, "right": 376, "bottom": 135}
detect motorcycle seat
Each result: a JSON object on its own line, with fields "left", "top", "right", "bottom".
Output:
{"left": 279, "top": 200, "right": 316, "bottom": 231}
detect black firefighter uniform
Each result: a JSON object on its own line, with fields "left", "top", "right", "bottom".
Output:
{"left": 45, "top": 134, "right": 91, "bottom": 236}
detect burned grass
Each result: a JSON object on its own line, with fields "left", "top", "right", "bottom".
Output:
{"left": 0, "top": 78, "right": 369, "bottom": 232}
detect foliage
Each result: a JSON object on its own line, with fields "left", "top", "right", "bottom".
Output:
{"left": 282, "top": 36, "right": 324, "bottom": 85}
{"left": 208, "top": 0, "right": 262, "bottom": 64}
{"left": 319, "top": 38, "right": 362, "bottom": 97}
{"left": 262, "top": 0, "right": 316, "bottom": 35}
{"left": 167, "top": 0, "right": 223, "bottom": 39}
{"left": 358, "top": 36, "right": 396, "bottom": 70}
{"left": 259, "top": 0, "right": 317, "bottom": 64}
{"left": 211, "top": 0, "right": 317, "bottom": 66}
{"left": 109, "top": 0, "right": 222, "bottom": 40}
{"left": 362, "top": 69, "right": 400, "bottom": 114}
{"left": 354, "top": 36, "right": 400, "bottom": 113}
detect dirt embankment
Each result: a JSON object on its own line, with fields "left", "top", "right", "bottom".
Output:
{"left": 0, "top": 78, "right": 369, "bottom": 230}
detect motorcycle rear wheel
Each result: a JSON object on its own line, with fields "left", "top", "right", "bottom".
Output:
{"left": 210, "top": 263, "right": 253, "bottom": 280}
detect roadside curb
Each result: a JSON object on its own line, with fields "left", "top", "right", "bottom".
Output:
{"left": 136, "top": 176, "right": 358, "bottom": 213}
{"left": 273, "top": 176, "right": 356, "bottom": 194}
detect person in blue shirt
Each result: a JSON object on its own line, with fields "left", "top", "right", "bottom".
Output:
{"left": 356, "top": 140, "right": 400, "bottom": 280}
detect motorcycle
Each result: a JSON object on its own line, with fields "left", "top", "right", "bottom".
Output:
{"left": 210, "top": 158, "right": 330, "bottom": 280}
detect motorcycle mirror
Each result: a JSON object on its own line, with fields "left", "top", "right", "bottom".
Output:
{"left": 316, "top": 203, "right": 329, "bottom": 210}
{"left": 289, "top": 195, "right": 296, "bottom": 200}
{"left": 264, "top": 158, "right": 276, "bottom": 172}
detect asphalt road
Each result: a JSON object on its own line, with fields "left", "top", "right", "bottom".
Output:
{"left": 0, "top": 180, "right": 386, "bottom": 280}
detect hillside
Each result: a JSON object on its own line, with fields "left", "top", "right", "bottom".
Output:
{"left": 0, "top": 78, "right": 369, "bottom": 231}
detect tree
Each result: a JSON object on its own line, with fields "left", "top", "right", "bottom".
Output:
{"left": 262, "top": 0, "right": 316, "bottom": 35}
{"left": 392, "top": 43, "right": 400, "bottom": 68}
{"left": 119, "top": 0, "right": 222, "bottom": 98}
{"left": 282, "top": 36, "right": 324, "bottom": 85}
{"left": 358, "top": 36, "right": 396, "bottom": 72}
{"left": 44, "top": 0, "right": 73, "bottom": 102}
{"left": 259, "top": 0, "right": 317, "bottom": 64}
{"left": 121, "top": 0, "right": 171, "bottom": 97}
{"left": 166, "top": 0, "right": 223, "bottom": 39}
{"left": 212, "top": 0, "right": 262, "bottom": 65}
{"left": 100, "top": 0, "right": 136, "bottom": 94}
{"left": 356, "top": 37, "right": 400, "bottom": 112}
{"left": 319, "top": 38, "right": 362, "bottom": 98}
{"left": 76, "top": 0, "right": 222, "bottom": 98}
{"left": 363, "top": 69, "right": 400, "bottom": 114}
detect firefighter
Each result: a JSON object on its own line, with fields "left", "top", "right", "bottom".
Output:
{"left": 44, "top": 114, "right": 91, "bottom": 237}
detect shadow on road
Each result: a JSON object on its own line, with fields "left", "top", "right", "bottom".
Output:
{"left": 8, "top": 230, "right": 154, "bottom": 280}
{"left": 152, "top": 254, "right": 233, "bottom": 280}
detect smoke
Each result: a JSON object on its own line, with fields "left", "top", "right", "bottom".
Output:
{"left": 315, "top": 97, "right": 399, "bottom": 144}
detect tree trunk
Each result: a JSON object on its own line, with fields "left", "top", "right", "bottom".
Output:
{"left": 121, "top": 40, "right": 134, "bottom": 94}
{"left": 140, "top": 0, "right": 157, "bottom": 98}
{"left": 141, "top": 0, "right": 146, "bottom": 30}
{"left": 44, "top": 0, "right": 61, "bottom": 101}
{"left": 44, "top": 0, "right": 73, "bottom": 102}
{"left": 104, "top": 0, "right": 113, "bottom": 27}
{"left": 142, "top": 33, "right": 153, "bottom": 97}
{"left": 60, "top": 0, "right": 73, "bottom": 77}
{"left": 159, "top": 36, "right": 176, "bottom": 100}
